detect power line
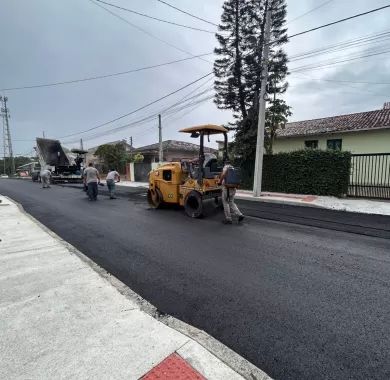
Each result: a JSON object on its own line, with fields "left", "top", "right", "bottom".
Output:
{"left": 291, "top": 74, "right": 390, "bottom": 86}
{"left": 63, "top": 93, "right": 214, "bottom": 144}
{"left": 289, "top": 30, "right": 390, "bottom": 62}
{"left": 290, "top": 48, "right": 390, "bottom": 72}
{"left": 291, "top": 73, "right": 390, "bottom": 97}
{"left": 64, "top": 76, "right": 215, "bottom": 143}
{"left": 287, "top": 4, "right": 390, "bottom": 40}
{"left": 89, "top": 0, "right": 212, "bottom": 64}
{"left": 287, "top": 0, "right": 334, "bottom": 25}
{"left": 8, "top": 28, "right": 389, "bottom": 92}
{"left": 95, "top": 0, "right": 215, "bottom": 34}
{"left": 132, "top": 95, "right": 213, "bottom": 141}
{"left": 59, "top": 72, "right": 213, "bottom": 139}
{"left": 0, "top": 53, "right": 212, "bottom": 91}
{"left": 156, "top": 0, "right": 218, "bottom": 27}
{"left": 63, "top": 81, "right": 215, "bottom": 143}
{"left": 64, "top": 87, "right": 214, "bottom": 143}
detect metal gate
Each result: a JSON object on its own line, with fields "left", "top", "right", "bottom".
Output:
{"left": 134, "top": 163, "right": 151, "bottom": 182}
{"left": 348, "top": 153, "right": 390, "bottom": 199}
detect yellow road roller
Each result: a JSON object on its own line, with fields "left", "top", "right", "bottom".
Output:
{"left": 147, "top": 124, "right": 228, "bottom": 218}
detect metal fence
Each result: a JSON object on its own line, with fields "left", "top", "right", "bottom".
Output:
{"left": 134, "top": 162, "right": 151, "bottom": 182}
{"left": 348, "top": 153, "right": 390, "bottom": 199}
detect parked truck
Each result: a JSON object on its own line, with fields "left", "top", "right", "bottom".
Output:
{"left": 35, "top": 138, "right": 87, "bottom": 183}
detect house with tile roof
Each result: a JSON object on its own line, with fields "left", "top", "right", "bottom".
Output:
{"left": 273, "top": 103, "right": 390, "bottom": 154}
{"left": 133, "top": 140, "right": 217, "bottom": 163}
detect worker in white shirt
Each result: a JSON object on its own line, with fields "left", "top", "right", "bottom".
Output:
{"left": 83, "top": 163, "right": 100, "bottom": 201}
{"left": 40, "top": 168, "right": 51, "bottom": 189}
{"left": 106, "top": 168, "right": 120, "bottom": 199}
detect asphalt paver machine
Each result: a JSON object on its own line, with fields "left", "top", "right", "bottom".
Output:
{"left": 35, "top": 138, "right": 87, "bottom": 183}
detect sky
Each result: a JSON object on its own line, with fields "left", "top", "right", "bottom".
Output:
{"left": 1, "top": 0, "right": 390, "bottom": 157}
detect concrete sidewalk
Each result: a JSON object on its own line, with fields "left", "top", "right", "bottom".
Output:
{"left": 0, "top": 195, "right": 270, "bottom": 380}
{"left": 235, "top": 190, "right": 390, "bottom": 216}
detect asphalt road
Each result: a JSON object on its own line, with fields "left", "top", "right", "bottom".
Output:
{"left": 2, "top": 179, "right": 390, "bottom": 380}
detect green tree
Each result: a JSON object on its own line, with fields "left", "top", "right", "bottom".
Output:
{"left": 0, "top": 156, "right": 36, "bottom": 175}
{"left": 95, "top": 143, "right": 130, "bottom": 173}
{"left": 132, "top": 153, "right": 144, "bottom": 163}
{"left": 214, "top": 0, "right": 253, "bottom": 120}
{"left": 214, "top": 0, "right": 291, "bottom": 164}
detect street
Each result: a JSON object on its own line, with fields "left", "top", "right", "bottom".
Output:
{"left": 1, "top": 179, "right": 390, "bottom": 380}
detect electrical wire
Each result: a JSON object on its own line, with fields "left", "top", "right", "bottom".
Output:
{"left": 63, "top": 93, "right": 214, "bottom": 144}
{"left": 287, "top": 0, "right": 334, "bottom": 25}
{"left": 59, "top": 72, "right": 213, "bottom": 139}
{"left": 0, "top": 53, "right": 212, "bottom": 91}
{"left": 156, "top": 0, "right": 218, "bottom": 27}
{"left": 290, "top": 48, "right": 390, "bottom": 72}
{"left": 62, "top": 82, "right": 215, "bottom": 143}
{"left": 64, "top": 87, "right": 214, "bottom": 143}
{"left": 89, "top": 0, "right": 212, "bottom": 64}
{"left": 287, "top": 4, "right": 390, "bottom": 40}
{"left": 9, "top": 5, "right": 389, "bottom": 92}
{"left": 290, "top": 74, "right": 390, "bottom": 86}
{"left": 95, "top": 0, "right": 215, "bottom": 34}
{"left": 131, "top": 97, "right": 213, "bottom": 142}
{"left": 63, "top": 76, "right": 215, "bottom": 143}
{"left": 291, "top": 72, "right": 390, "bottom": 97}
{"left": 289, "top": 30, "right": 390, "bottom": 62}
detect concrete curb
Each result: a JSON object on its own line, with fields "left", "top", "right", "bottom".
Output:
{"left": 4, "top": 195, "right": 271, "bottom": 380}
{"left": 235, "top": 194, "right": 325, "bottom": 210}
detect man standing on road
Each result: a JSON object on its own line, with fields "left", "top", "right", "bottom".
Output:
{"left": 219, "top": 161, "right": 244, "bottom": 224}
{"left": 40, "top": 168, "right": 51, "bottom": 189}
{"left": 106, "top": 169, "right": 120, "bottom": 199}
{"left": 83, "top": 163, "right": 100, "bottom": 201}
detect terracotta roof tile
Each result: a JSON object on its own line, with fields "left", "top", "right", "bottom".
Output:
{"left": 278, "top": 108, "right": 390, "bottom": 138}
{"left": 134, "top": 140, "right": 216, "bottom": 153}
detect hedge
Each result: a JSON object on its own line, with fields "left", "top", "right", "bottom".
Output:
{"left": 239, "top": 150, "right": 351, "bottom": 197}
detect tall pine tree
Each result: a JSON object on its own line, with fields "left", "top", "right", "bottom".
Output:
{"left": 214, "top": 0, "right": 291, "bottom": 172}
{"left": 214, "top": 0, "right": 252, "bottom": 120}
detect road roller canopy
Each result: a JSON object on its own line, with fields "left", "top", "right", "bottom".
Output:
{"left": 179, "top": 124, "right": 228, "bottom": 135}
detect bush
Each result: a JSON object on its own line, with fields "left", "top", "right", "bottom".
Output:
{"left": 133, "top": 153, "right": 144, "bottom": 163}
{"left": 239, "top": 150, "right": 351, "bottom": 197}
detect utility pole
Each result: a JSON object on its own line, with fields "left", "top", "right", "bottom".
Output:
{"left": 158, "top": 114, "right": 163, "bottom": 163}
{"left": 129, "top": 136, "right": 133, "bottom": 150}
{"left": 0, "top": 96, "right": 15, "bottom": 175}
{"left": 2, "top": 112, "right": 5, "bottom": 174}
{"left": 43, "top": 131, "right": 45, "bottom": 138}
{"left": 80, "top": 138, "right": 84, "bottom": 151}
{"left": 253, "top": 3, "right": 272, "bottom": 197}
{"left": 2, "top": 104, "right": 5, "bottom": 174}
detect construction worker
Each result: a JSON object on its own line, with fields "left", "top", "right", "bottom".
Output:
{"left": 219, "top": 160, "right": 244, "bottom": 224}
{"left": 83, "top": 163, "right": 100, "bottom": 201}
{"left": 106, "top": 168, "right": 120, "bottom": 199}
{"left": 40, "top": 168, "right": 51, "bottom": 189}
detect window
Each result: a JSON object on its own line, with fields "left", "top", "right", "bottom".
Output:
{"left": 163, "top": 170, "right": 172, "bottom": 181}
{"left": 305, "top": 140, "right": 318, "bottom": 149}
{"left": 327, "top": 139, "right": 342, "bottom": 150}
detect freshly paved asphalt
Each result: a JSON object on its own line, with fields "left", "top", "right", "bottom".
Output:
{"left": 2, "top": 179, "right": 390, "bottom": 380}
